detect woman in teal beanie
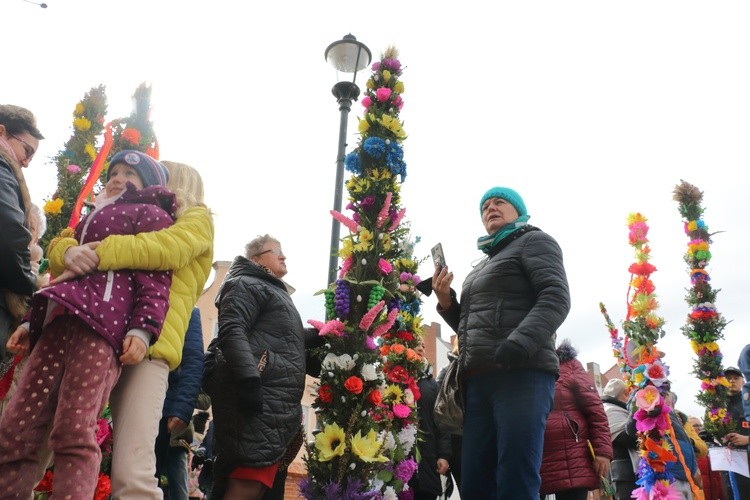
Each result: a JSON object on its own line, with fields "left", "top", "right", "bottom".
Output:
{"left": 431, "top": 186, "right": 571, "bottom": 500}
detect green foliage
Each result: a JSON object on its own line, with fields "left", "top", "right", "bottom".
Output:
{"left": 40, "top": 85, "right": 107, "bottom": 252}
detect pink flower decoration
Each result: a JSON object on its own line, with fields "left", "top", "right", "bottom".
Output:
{"left": 393, "top": 403, "right": 411, "bottom": 419}
{"left": 372, "top": 307, "right": 399, "bottom": 337}
{"left": 308, "top": 319, "right": 325, "bottom": 331}
{"left": 393, "top": 95, "right": 403, "bottom": 110}
{"left": 339, "top": 256, "right": 353, "bottom": 278}
{"left": 635, "top": 386, "right": 662, "bottom": 412}
{"left": 628, "top": 221, "right": 649, "bottom": 245}
{"left": 376, "top": 192, "right": 392, "bottom": 228}
{"left": 67, "top": 164, "right": 81, "bottom": 174}
{"left": 361, "top": 96, "right": 372, "bottom": 109}
{"left": 634, "top": 404, "right": 670, "bottom": 433}
{"left": 365, "top": 336, "right": 378, "bottom": 350}
{"left": 378, "top": 259, "right": 392, "bottom": 275}
{"left": 330, "top": 210, "right": 360, "bottom": 233}
{"left": 388, "top": 208, "right": 406, "bottom": 231}
{"left": 375, "top": 88, "right": 392, "bottom": 103}
{"left": 308, "top": 319, "right": 346, "bottom": 337}
{"left": 632, "top": 481, "right": 683, "bottom": 500}
{"left": 399, "top": 272, "right": 412, "bottom": 282}
{"left": 360, "top": 300, "right": 386, "bottom": 332}
{"left": 412, "top": 275, "right": 421, "bottom": 285}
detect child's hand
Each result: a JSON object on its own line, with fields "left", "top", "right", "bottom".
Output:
{"left": 6, "top": 326, "right": 30, "bottom": 356}
{"left": 120, "top": 336, "right": 147, "bottom": 365}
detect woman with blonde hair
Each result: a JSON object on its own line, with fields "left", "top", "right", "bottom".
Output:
{"left": 46, "top": 159, "right": 214, "bottom": 499}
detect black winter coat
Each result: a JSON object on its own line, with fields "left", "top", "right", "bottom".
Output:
{"left": 0, "top": 153, "right": 35, "bottom": 355}
{"left": 207, "top": 256, "right": 307, "bottom": 481}
{"left": 410, "top": 365, "right": 451, "bottom": 496}
{"left": 439, "top": 226, "right": 570, "bottom": 377}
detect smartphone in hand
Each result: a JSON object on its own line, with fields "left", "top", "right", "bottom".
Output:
{"left": 431, "top": 243, "right": 446, "bottom": 270}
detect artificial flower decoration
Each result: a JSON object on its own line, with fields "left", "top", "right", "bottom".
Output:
{"left": 350, "top": 429, "right": 388, "bottom": 463}
{"left": 39, "top": 86, "right": 107, "bottom": 252}
{"left": 672, "top": 181, "right": 733, "bottom": 439}
{"left": 315, "top": 423, "right": 347, "bottom": 462}
{"left": 43, "top": 197, "right": 64, "bottom": 216}
{"left": 304, "top": 47, "right": 423, "bottom": 499}
{"left": 120, "top": 127, "right": 141, "bottom": 145}
{"left": 635, "top": 385, "right": 662, "bottom": 412}
{"left": 601, "top": 213, "right": 696, "bottom": 499}
{"left": 73, "top": 116, "right": 92, "bottom": 131}
{"left": 642, "top": 437, "right": 676, "bottom": 473}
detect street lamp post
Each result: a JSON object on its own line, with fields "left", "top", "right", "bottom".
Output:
{"left": 325, "top": 34, "right": 372, "bottom": 286}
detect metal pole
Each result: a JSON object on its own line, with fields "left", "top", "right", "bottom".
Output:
{"left": 328, "top": 81, "right": 360, "bottom": 286}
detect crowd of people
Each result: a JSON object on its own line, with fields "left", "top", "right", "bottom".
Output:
{"left": 1, "top": 102, "right": 749, "bottom": 500}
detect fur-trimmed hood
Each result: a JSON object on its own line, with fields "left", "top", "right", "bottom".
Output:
{"left": 555, "top": 338, "right": 578, "bottom": 363}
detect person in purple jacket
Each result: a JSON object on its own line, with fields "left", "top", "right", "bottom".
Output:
{"left": 0, "top": 149, "right": 174, "bottom": 499}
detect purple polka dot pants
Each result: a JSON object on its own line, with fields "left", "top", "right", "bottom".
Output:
{"left": 0, "top": 316, "right": 120, "bottom": 499}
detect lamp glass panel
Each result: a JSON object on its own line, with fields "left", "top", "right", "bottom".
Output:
{"left": 326, "top": 42, "right": 370, "bottom": 73}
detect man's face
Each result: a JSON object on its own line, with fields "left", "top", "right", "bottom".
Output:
{"left": 727, "top": 373, "right": 744, "bottom": 395}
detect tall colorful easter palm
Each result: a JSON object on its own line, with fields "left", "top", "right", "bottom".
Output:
{"left": 672, "top": 181, "right": 734, "bottom": 439}
{"left": 40, "top": 85, "right": 107, "bottom": 251}
{"left": 621, "top": 213, "right": 700, "bottom": 500}
{"left": 302, "top": 47, "right": 426, "bottom": 500}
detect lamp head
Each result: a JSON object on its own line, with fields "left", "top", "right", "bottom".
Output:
{"left": 324, "top": 34, "right": 372, "bottom": 83}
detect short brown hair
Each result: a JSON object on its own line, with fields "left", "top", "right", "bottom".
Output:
{"left": 0, "top": 104, "right": 44, "bottom": 139}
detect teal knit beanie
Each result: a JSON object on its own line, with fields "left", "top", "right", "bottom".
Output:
{"left": 479, "top": 187, "right": 527, "bottom": 216}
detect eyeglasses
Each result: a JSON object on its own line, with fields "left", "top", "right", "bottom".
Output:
{"left": 255, "top": 248, "right": 285, "bottom": 258}
{"left": 10, "top": 135, "right": 36, "bottom": 162}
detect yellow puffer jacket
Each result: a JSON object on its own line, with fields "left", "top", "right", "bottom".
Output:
{"left": 49, "top": 207, "right": 214, "bottom": 370}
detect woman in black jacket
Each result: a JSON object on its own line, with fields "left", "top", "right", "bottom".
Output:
{"left": 205, "top": 234, "right": 316, "bottom": 500}
{"left": 432, "top": 186, "right": 570, "bottom": 500}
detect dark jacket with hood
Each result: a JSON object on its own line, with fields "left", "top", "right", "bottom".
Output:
{"left": 438, "top": 226, "right": 570, "bottom": 377}
{"left": 540, "top": 340, "right": 613, "bottom": 494}
{"left": 0, "top": 150, "right": 35, "bottom": 357}
{"left": 206, "top": 255, "right": 308, "bottom": 481}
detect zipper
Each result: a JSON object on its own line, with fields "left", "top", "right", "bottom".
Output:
{"left": 103, "top": 271, "right": 114, "bottom": 301}
{"left": 563, "top": 411, "right": 580, "bottom": 443}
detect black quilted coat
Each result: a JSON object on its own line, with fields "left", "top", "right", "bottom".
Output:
{"left": 439, "top": 226, "right": 570, "bottom": 377}
{"left": 208, "top": 256, "right": 307, "bottom": 482}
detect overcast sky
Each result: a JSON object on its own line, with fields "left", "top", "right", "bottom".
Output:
{"left": 6, "top": 0, "right": 750, "bottom": 420}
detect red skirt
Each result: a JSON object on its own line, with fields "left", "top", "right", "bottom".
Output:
{"left": 228, "top": 463, "right": 279, "bottom": 489}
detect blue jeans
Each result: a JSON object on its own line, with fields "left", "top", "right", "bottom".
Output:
{"left": 165, "top": 447, "right": 189, "bottom": 499}
{"left": 155, "top": 417, "right": 190, "bottom": 500}
{"left": 460, "top": 368, "right": 555, "bottom": 500}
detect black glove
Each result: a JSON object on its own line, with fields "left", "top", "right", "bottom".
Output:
{"left": 191, "top": 448, "right": 206, "bottom": 470}
{"left": 237, "top": 377, "right": 263, "bottom": 415}
{"left": 494, "top": 339, "right": 528, "bottom": 367}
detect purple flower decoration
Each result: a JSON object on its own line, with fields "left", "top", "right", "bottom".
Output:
{"left": 395, "top": 457, "right": 418, "bottom": 482}
{"left": 335, "top": 279, "right": 350, "bottom": 317}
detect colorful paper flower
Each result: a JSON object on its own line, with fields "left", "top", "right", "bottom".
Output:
{"left": 315, "top": 423, "right": 347, "bottom": 462}
{"left": 351, "top": 429, "right": 388, "bottom": 463}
